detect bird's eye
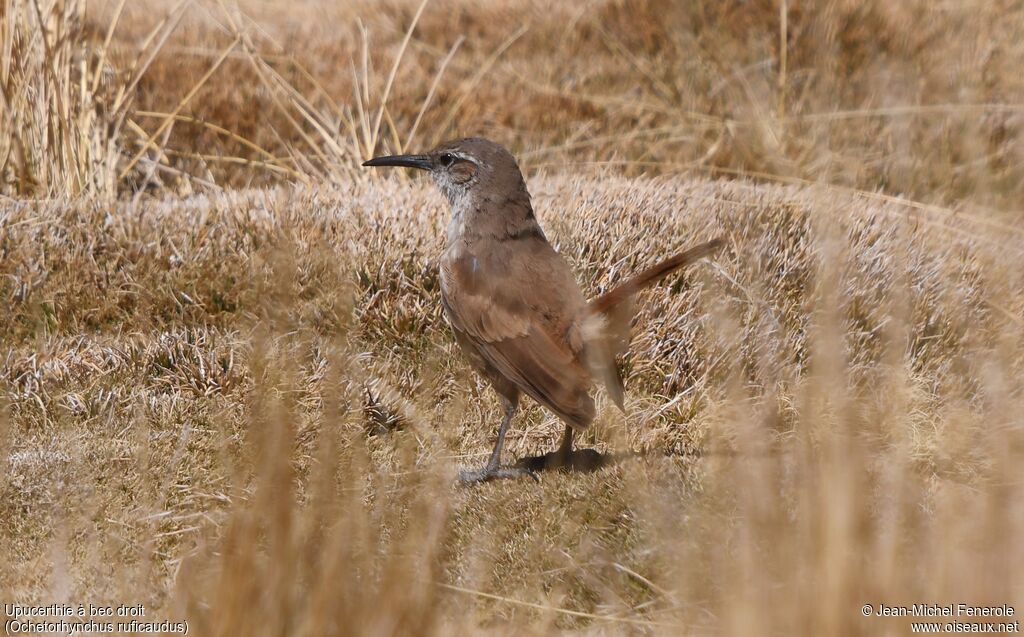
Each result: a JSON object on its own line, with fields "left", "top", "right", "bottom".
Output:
{"left": 439, "top": 153, "right": 455, "bottom": 167}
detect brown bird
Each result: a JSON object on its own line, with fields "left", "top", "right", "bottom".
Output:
{"left": 364, "top": 138, "right": 722, "bottom": 482}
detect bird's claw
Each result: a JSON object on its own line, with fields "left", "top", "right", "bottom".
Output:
{"left": 458, "top": 464, "right": 539, "bottom": 484}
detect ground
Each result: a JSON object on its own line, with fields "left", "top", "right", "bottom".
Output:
{"left": 2, "top": 175, "right": 1021, "bottom": 634}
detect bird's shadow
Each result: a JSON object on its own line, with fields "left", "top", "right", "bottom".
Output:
{"left": 512, "top": 448, "right": 640, "bottom": 474}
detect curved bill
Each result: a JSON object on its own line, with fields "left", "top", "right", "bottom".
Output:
{"left": 362, "top": 154, "right": 432, "bottom": 170}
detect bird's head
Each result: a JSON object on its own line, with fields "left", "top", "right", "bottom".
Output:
{"left": 362, "top": 137, "right": 527, "bottom": 208}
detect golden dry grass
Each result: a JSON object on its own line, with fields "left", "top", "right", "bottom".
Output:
{"left": 2, "top": 0, "right": 1024, "bottom": 635}
{"left": 3, "top": 176, "right": 1022, "bottom": 633}
{"left": 5, "top": 0, "right": 1024, "bottom": 208}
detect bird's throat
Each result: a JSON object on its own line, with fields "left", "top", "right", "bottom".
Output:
{"left": 446, "top": 196, "right": 543, "bottom": 249}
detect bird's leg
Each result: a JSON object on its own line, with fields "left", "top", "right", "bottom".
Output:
{"left": 484, "top": 400, "right": 515, "bottom": 472}
{"left": 459, "top": 400, "right": 536, "bottom": 484}
{"left": 515, "top": 424, "right": 604, "bottom": 472}
{"left": 554, "top": 424, "right": 574, "bottom": 466}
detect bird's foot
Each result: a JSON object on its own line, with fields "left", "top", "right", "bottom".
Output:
{"left": 457, "top": 464, "right": 538, "bottom": 485}
{"left": 515, "top": 447, "right": 608, "bottom": 473}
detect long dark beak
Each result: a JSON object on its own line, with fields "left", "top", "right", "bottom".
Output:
{"left": 362, "top": 154, "right": 432, "bottom": 170}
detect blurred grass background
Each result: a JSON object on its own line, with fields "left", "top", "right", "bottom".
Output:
{"left": 4, "top": 0, "right": 1024, "bottom": 211}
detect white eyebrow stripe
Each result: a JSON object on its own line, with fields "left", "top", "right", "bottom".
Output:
{"left": 449, "top": 152, "right": 477, "bottom": 164}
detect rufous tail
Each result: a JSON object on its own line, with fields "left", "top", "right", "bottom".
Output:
{"left": 584, "top": 237, "right": 725, "bottom": 410}
{"left": 588, "top": 238, "right": 724, "bottom": 315}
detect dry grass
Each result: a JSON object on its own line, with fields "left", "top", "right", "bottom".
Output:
{"left": 2, "top": 0, "right": 1024, "bottom": 634}
{"left": 5, "top": 0, "right": 1024, "bottom": 208}
{"left": 2, "top": 177, "right": 1022, "bottom": 633}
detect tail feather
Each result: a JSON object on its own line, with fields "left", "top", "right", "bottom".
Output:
{"left": 584, "top": 238, "right": 724, "bottom": 411}
{"left": 589, "top": 238, "right": 724, "bottom": 315}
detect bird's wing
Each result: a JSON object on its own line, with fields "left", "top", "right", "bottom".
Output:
{"left": 440, "top": 241, "right": 596, "bottom": 429}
